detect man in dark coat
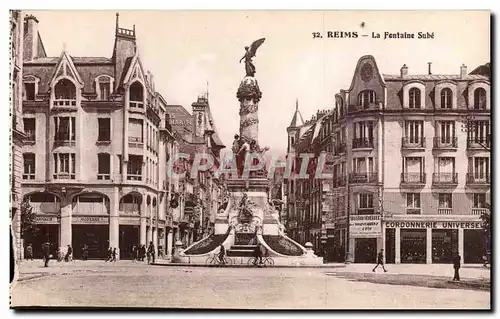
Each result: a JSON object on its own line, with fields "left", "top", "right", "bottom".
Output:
{"left": 147, "top": 242, "right": 155, "bottom": 264}
{"left": 453, "top": 253, "right": 461, "bottom": 281}
{"left": 372, "top": 249, "right": 388, "bottom": 273}
{"left": 42, "top": 242, "right": 50, "bottom": 267}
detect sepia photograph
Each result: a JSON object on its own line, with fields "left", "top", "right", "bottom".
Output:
{"left": 8, "top": 9, "right": 491, "bottom": 310}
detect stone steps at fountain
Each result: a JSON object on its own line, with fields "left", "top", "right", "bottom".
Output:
{"left": 227, "top": 244, "right": 257, "bottom": 257}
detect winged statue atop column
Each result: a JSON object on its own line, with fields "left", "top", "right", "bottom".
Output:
{"left": 239, "top": 38, "right": 266, "bottom": 77}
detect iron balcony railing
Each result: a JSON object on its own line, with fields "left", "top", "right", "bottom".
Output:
{"left": 432, "top": 173, "right": 458, "bottom": 184}
{"left": 401, "top": 173, "right": 426, "bottom": 184}
{"left": 349, "top": 172, "right": 378, "bottom": 184}
{"left": 433, "top": 137, "right": 458, "bottom": 149}
{"left": 466, "top": 173, "right": 490, "bottom": 185}
{"left": 438, "top": 208, "right": 453, "bottom": 215}
{"left": 401, "top": 137, "right": 425, "bottom": 149}
{"left": 472, "top": 208, "right": 488, "bottom": 216}
{"left": 352, "top": 138, "right": 374, "bottom": 149}
{"left": 467, "top": 138, "right": 491, "bottom": 149}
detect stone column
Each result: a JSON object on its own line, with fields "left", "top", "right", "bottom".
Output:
{"left": 140, "top": 195, "right": 147, "bottom": 245}
{"left": 237, "top": 77, "right": 262, "bottom": 144}
{"left": 395, "top": 228, "right": 401, "bottom": 264}
{"left": 109, "top": 188, "right": 120, "bottom": 260}
{"left": 166, "top": 229, "right": 173, "bottom": 258}
{"left": 426, "top": 228, "right": 432, "bottom": 264}
{"left": 153, "top": 227, "right": 158, "bottom": 250}
{"left": 59, "top": 199, "right": 72, "bottom": 253}
{"left": 458, "top": 228, "right": 464, "bottom": 262}
{"left": 348, "top": 237, "right": 355, "bottom": 262}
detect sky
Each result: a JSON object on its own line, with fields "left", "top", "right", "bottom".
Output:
{"left": 26, "top": 10, "right": 490, "bottom": 155}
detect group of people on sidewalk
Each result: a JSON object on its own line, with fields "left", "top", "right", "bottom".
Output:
{"left": 131, "top": 242, "right": 156, "bottom": 264}
{"left": 372, "top": 249, "right": 466, "bottom": 282}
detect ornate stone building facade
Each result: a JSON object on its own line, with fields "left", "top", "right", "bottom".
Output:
{"left": 11, "top": 10, "right": 26, "bottom": 261}
{"left": 20, "top": 14, "right": 178, "bottom": 260}
{"left": 166, "top": 95, "right": 225, "bottom": 248}
{"left": 287, "top": 55, "right": 490, "bottom": 264}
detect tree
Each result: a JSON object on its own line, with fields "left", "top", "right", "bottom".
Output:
{"left": 20, "top": 200, "right": 38, "bottom": 239}
{"left": 480, "top": 203, "right": 491, "bottom": 263}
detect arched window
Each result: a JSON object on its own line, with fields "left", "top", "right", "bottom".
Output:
{"left": 130, "top": 81, "right": 144, "bottom": 108}
{"left": 474, "top": 88, "right": 487, "bottom": 109}
{"left": 409, "top": 88, "right": 421, "bottom": 108}
{"left": 54, "top": 79, "right": 76, "bottom": 106}
{"left": 440, "top": 88, "right": 453, "bottom": 109}
{"left": 358, "top": 90, "right": 376, "bottom": 108}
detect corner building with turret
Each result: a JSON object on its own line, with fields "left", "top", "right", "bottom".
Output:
{"left": 286, "top": 55, "right": 490, "bottom": 264}
{"left": 19, "top": 14, "right": 178, "bottom": 260}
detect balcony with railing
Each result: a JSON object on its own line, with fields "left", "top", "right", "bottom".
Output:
{"left": 30, "top": 202, "right": 61, "bottom": 215}
{"left": 438, "top": 208, "right": 453, "bottom": 215}
{"left": 54, "top": 139, "right": 76, "bottom": 147}
{"left": 405, "top": 207, "right": 422, "bottom": 215}
{"left": 24, "top": 130, "right": 36, "bottom": 144}
{"left": 352, "top": 138, "right": 374, "bottom": 149}
{"left": 401, "top": 137, "right": 425, "bottom": 150}
{"left": 349, "top": 172, "right": 378, "bottom": 184}
{"left": 53, "top": 99, "right": 77, "bottom": 107}
{"left": 356, "top": 208, "right": 375, "bottom": 215}
{"left": 472, "top": 208, "right": 488, "bottom": 216}
{"left": 400, "top": 173, "right": 426, "bottom": 186}
{"left": 432, "top": 173, "right": 458, "bottom": 186}
{"left": 128, "top": 136, "right": 144, "bottom": 148}
{"left": 53, "top": 172, "right": 76, "bottom": 180}
{"left": 433, "top": 137, "right": 458, "bottom": 150}
{"left": 467, "top": 138, "right": 491, "bottom": 150}
{"left": 466, "top": 173, "right": 490, "bottom": 186}
{"left": 119, "top": 203, "right": 140, "bottom": 215}
{"left": 129, "top": 101, "right": 144, "bottom": 109}
{"left": 72, "top": 202, "right": 109, "bottom": 215}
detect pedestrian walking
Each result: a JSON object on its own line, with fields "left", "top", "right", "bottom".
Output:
{"left": 131, "top": 245, "right": 137, "bottom": 262}
{"left": 372, "top": 249, "right": 388, "bottom": 273}
{"left": 42, "top": 242, "right": 50, "bottom": 267}
{"left": 147, "top": 241, "right": 155, "bottom": 264}
{"left": 25, "top": 243, "right": 34, "bottom": 261}
{"left": 64, "top": 245, "right": 73, "bottom": 262}
{"left": 453, "top": 252, "right": 461, "bottom": 281}
{"left": 82, "top": 244, "right": 89, "bottom": 261}
{"left": 140, "top": 245, "right": 146, "bottom": 261}
{"left": 105, "top": 247, "right": 113, "bottom": 262}
{"left": 111, "top": 248, "right": 117, "bottom": 263}
{"left": 56, "top": 247, "right": 62, "bottom": 262}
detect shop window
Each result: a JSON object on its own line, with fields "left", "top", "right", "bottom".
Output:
{"left": 400, "top": 229, "right": 426, "bottom": 263}
{"left": 432, "top": 229, "right": 458, "bottom": 263}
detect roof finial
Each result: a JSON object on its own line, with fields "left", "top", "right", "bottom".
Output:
{"left": 295, "top": 98, "right": 299, "bottom": 111}
{"left": 115, "top": 12, "right": 119, "bottom": 31}
{"left": 206, "top": 80, "right": 209, "bottom": 101}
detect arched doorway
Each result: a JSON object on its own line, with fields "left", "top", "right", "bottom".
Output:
{"left": 72, "top": 193, "right": 110, "bottom": 259}
{"left": 23, "top": 192, "right": 61, "bottom": 258}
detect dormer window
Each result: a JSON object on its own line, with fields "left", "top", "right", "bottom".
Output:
{"left": 440, "top": 88, "right": 453, "bottom": 109}
{"left": 54, "top": 78, "right": 76, "bottom": 106}
{"left": 358, "top": 90, "right": 376, "bottom": 108}
{"left": 95, "top": 75, "right": 114, "bottom": 101}
{"left": 474, "top": 88, "right": 487, "bottom": 109}
{"left": 409, "top": 88, "right": 421, "bottom": 109}
{"left": 130, "top": 81, "right": 144, "bottom": 108}
{"left": 23, "top": 75, "right": 39, "bottom": 101}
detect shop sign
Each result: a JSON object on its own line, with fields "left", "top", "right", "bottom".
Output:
{"left": 73, "top": 216, "right": 109, "bottom": 225}
{"left": 35, "top": 215, "right": 59, "bottom": 224}
{"left": 349, "top": 214, "right": 381, "bottom": 238}
{"left": 385, "top": 221, "right": 483, "bottom": 229}
{"left": 119, "top": 217, "right": 141, "bottom": 226}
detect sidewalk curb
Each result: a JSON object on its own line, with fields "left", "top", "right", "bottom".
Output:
{"left": 151, "top": 263, "right": 347, "bottom": 269}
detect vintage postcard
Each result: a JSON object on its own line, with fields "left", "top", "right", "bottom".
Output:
{"left": 9, "top": 10, "right": 490, "bottom": 309}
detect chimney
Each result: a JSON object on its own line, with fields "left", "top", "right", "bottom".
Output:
{"left": 460, "top": 64, "right": 467, "bottom": 78}
{"left": 428, "top": 62, "right": 432, "bottom": 75}
{"left": 400, "top": 64, "right": 408, "bottom": 78}
{"left": 23, "top": 15, "right": 39, "bottom": 61}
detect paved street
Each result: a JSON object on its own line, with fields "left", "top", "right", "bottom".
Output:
{"left": 11, "top": 261, "right": 490, "bottom": 309}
